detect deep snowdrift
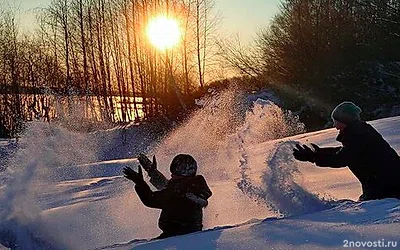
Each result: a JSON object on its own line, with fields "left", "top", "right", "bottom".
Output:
{"left": 108, "top": 199, "right": 399, "bottom": 250}
{"left": 0, "top": 95, "right": 399, "bottom": 249}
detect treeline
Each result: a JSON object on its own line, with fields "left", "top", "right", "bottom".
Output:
{"left": 224, "top": 0, "right": 400, "bottom": 129}
{"left": 0, "top": 0, "right": 218, "bottom": 137}
{"left": 3, "top": 0, "right": 399, "bottom": 137}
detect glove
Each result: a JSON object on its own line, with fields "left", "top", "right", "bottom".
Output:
{"left": 310, "top": 143, "right": 320, "bottom": 152}
{"left": 137, "top": 154, "right": 157, "bottom": 173}
{"left": 293, "top": 144, "right": 315, "bottom": 162}
{"left": 123, "top": 166, "right": 144, "bottom": 184}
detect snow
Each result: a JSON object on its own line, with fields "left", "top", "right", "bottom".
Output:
{"left": 0, "top": 96, "right": 399, "bottom": 250}
{"left": 122, "top": 199, "right": 399, "bottom": 250}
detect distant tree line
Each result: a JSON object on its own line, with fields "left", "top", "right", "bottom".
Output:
{"left": 0, "top": 0, "right": 218, "bottom": 137}
{"left": 222, "top": 0, "right": 400, "bottom": 130}
{"left": 4, "top": 0, "right": 399, "bottom": 137}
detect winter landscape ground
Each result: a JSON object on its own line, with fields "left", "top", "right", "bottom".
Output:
{"left": 0, "top": 94, "right": 399, "bottom": 250}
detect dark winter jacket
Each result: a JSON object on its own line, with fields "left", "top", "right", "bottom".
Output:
{"left": 313, "top": 121, "right": 400, "bottom": 201}
{"left": 134, "top": 175, "right": 212, "bottom": 238}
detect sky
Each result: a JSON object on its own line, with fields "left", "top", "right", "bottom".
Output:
{"left": 214, "top": 0, "right": 280, "bottom": 44}
{"left": 2, "top": 0, "right": 281, "bottom": 45}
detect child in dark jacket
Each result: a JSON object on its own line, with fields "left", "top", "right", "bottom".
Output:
{"left": 123, "top": 154, "right": 212, "bottom": 239}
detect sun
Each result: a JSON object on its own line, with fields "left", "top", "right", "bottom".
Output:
{"left": 147, "top": 16, "right": 181, "bottom": 51}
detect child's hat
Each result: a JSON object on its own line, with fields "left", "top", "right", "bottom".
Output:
{"left": 170, "top": 154, "right": 197, "bottom": 177}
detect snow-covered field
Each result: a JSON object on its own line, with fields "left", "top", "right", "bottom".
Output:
{"left": 0, "top": 95, "right": 399, "bottom": 250}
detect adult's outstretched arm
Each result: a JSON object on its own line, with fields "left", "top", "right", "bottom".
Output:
{"left": 314, "top": 145, "right": 358, "bottom": 168}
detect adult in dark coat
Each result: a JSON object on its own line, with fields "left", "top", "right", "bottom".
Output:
{"left": 293, "top": 102, "right": 400, "bottom": 201}
{"left": 123, "top": 154, "right": 212, "bottom": 239}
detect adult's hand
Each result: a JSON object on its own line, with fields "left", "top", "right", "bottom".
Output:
{"left": 293, "top": 144, "right": 315, "bottom": 162}
{"left": 310, "top": 143, "right": 320, "bottom": 153}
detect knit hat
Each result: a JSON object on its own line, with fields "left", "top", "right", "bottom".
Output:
{"left": 331, "top": 101, "right": 362, "bottom": 125}
{"left": 170, "top": 154, "right": 197, "bottom": 177}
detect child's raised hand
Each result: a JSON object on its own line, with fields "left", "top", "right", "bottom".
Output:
{"left": 123, "top": 166, "right": 144, "bottom": 184}
{"left": 137, "top": 154, "right": 157, "bottom": 172}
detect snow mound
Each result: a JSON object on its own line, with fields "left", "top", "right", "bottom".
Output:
{"left": 111, "top": 199, "right": 400, "bottom": 250}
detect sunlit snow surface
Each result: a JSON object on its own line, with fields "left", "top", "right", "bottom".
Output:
{"left": 0, "top": 95, "right": 399, "bottom": 249}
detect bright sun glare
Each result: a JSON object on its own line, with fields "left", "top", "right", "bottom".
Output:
{"left": 147, "top": 16, "right": 181, "bottom": 51}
